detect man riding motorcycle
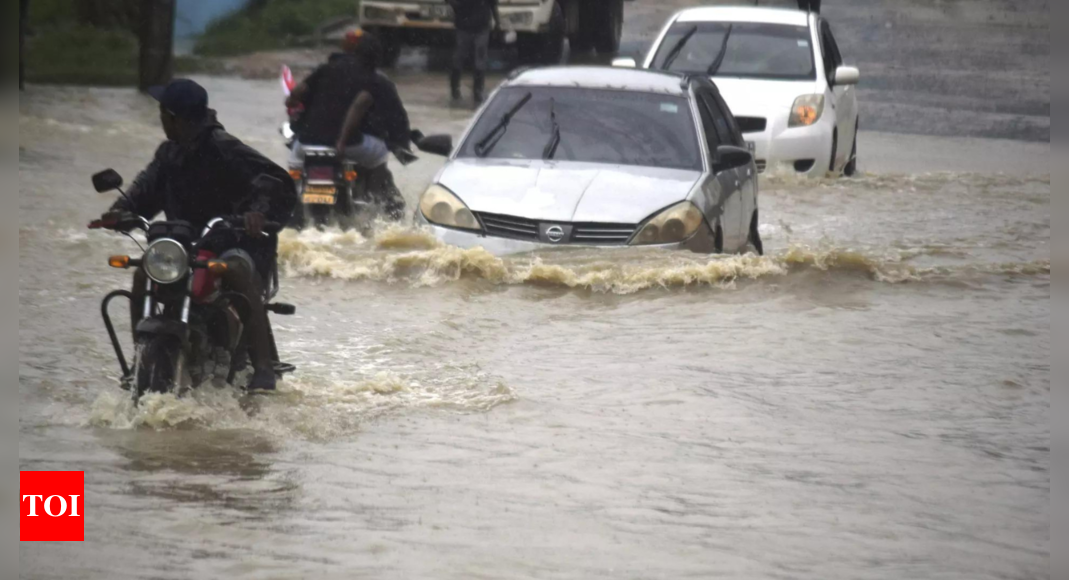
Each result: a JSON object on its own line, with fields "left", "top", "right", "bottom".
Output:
{"left": 96, "top": 79, "right": 297, "bottom": 391}
{"left": 286, "top": 30, "right": 410, "bottom": 220}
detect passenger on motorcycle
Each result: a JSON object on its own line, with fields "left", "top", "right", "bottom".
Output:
{"left": 286, "top": 30, "right": 411, "bottom": 220}
{"left": 96, "top": 79, "right": 297, "bottom": 391}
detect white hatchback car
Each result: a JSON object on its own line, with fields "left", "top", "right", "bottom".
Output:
{"left": 633, "top": 4, "right": 860, "bottom": 177}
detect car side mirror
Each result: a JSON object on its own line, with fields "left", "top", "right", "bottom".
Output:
{"left": 415, "top": 134, "right": 453, "bottom": 157}
{"left": 713, "top": 145, "right": 753, "bottom": 173}
{"left": 92, "top": 169, "right": 124, "bottom": 193}
{"left": 612, "top": 57, "right": 637, "bottom": 68}
{"left": 833, "top": 66, "right": 860, "bottom": 86}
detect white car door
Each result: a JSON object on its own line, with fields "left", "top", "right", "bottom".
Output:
{"left": 820, "top": 19, "right": 857, "bottom": 170}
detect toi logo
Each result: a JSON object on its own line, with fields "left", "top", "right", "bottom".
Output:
{"left": 20, "top": 471, "right": 84, "bottom": 542}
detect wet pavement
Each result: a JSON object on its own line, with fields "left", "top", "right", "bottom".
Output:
{"left": 18, "top": 1, "right": 1049, "bottom": 578}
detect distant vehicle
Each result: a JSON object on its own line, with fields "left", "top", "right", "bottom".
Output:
{"left": 413, "top": 66, "right": 763, "bottom": 256}
{"left": 359, "top": 0, "right": 625, "bottom": 65}
{"left": 619, "top": 2, "right": 860, "bottom": 177}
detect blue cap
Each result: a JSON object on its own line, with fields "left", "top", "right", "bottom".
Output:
{"left": 147, "top": 79, "right": 209, "bottom": 120}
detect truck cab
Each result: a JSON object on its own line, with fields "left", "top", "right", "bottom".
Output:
{"left": 359, "top": 0, "right": 625, "bottom": 65}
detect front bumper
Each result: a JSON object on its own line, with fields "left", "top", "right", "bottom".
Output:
{"left": 417, "top": 216, "right": 719, "bottom": 256}
{"left": 742, "top": 113, "right": 835, "bottom": 178}
{"left": 361, "top": 2, "right": 551, "bottom": 34}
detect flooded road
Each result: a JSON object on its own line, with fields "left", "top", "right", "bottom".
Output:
{"left": 19, "top": 4, "right": 1049, "bottom": 577}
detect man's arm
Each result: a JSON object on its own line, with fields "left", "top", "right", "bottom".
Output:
{"left": 335, "top": 91, "right": 376, "bottom": 153}
{"left": 109, "top": 146, "right": 166, "bottom": 219}
{"left": 216, "top": 134, "right": 298, "bottom": 233}
{"left": 286, "top": 81, "right": 310, "bottom": 109}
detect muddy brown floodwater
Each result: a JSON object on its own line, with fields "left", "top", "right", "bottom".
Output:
{"left": 19, "top": 3, "right": 1049, "bottom": 577}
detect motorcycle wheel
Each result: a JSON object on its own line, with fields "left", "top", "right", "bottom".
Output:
{"left": 135, "top": 335, "right": 182, "bottom": 401}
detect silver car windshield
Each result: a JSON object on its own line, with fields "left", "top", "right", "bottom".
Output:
{"left": 459, "top": 87, "right": 703, "bottom": 171}
{"left": 654, "top": 22, "right": 817, "bottom": 81}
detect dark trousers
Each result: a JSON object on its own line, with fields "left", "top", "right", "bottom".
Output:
{"left": 451, "top": 29, "right": 490, "bottom": 99}
{"left": 367, "top": 164, "right": 406, "bottom": 220}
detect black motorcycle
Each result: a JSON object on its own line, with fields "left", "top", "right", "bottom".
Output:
{"left": 282, "top": 123, "right": 451, "bottom": 232}
{"left": 89, "top": 169, "right": 297, "bottom": 401}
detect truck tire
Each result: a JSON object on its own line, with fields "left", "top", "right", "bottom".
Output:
{"left": 518, "top": 1, "right": 566, "bottom": 64}
{"left": 592, "top": 0, "right": 624, "bottom": 54}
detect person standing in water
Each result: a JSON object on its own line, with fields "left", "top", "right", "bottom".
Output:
{"left": 446, "top": 0, "right": 501, "bottom": 105}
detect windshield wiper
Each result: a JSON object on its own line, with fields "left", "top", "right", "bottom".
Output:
{"left": 474, "top": 91, "right": 533, "bottom": 158}
{"left": 542, "top": 98, "right": 561, "bottom": 160}
{"left": 660, "top": 26, "right": 698, "bottom": 70}
{"left": 707, "top": 24, "right": 734, "bottom": 75}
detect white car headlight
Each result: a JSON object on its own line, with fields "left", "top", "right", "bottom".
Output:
{"left": 789, "top": 94, "right": 826, "bottom": 128}
{"left": 143, "top": 238, "right": 189, "bottom": 284}
{"left": 419, "top": 185, "right": 481, "bottom": 231}
{"left": 631, "top": 202, "right": 705, "bottom": 245}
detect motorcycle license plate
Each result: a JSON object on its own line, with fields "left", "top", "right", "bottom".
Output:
{"left": 302, "top": 185, "right": 337, "bottom": 205}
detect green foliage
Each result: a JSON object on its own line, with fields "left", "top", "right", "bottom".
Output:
{"left": 195, "top": 0, "right": 358, "bottom": 57}
{"left": 26, "top": 24, "right": 139, "bottom": 86}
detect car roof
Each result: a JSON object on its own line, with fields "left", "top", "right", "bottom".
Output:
{"left": 506, "top": 66, "right": 691, "bottom": 97}
{"left": 674, "top": 6, "right": 812, "bottom": 27}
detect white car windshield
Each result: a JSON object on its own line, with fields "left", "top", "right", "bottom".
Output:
{"left": 653, "top": 22, "right": 816, "bottom": 81}
{"left": 458, "top": 87, "right": 703, "bottom": 171}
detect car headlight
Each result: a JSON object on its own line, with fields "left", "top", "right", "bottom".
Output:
{"left": 419, "top": 185, "right": 481, "bottom": 231}
{"left": 631, "top": 202, "right": 705, "bottom": 245}
{"left": 143, "top": 238, "right": 189, "bottom": 284}
{"left": 789, "top": 94, "right": 825, "bottom": 128}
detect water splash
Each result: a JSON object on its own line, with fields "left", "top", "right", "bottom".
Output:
{"left": 88, "top": 369, "right": 516, "bottom": 440}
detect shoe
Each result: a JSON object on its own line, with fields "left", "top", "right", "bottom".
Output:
{"left": 473, "top": 94, "right": 485, "bottom": 107}
{"left": 450, "top": 89, "right": 463, "bottom": 103}
{"left": 247, "top": 367, "right": 277, "bottom": 391}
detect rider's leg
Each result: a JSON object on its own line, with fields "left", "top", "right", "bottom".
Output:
{"left": 366, "top": 164, "right": 406, "bottom": 220}
{"left": 220, "top": 251, "right": 275, "bottom": 390}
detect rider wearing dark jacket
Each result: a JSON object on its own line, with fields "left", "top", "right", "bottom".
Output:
{"left": 103, "top": 79, "right": 297, "bottom": 391}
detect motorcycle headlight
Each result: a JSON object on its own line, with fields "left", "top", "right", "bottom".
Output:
{"left": 419, "top": 185, "right": 481, "bottom": 231}
{"left": 142, "top": 238, "right": 189, "bottom": 284}
{"left": 631, "top": 202, "right": 705, "bottom": 245}
{"left": 788, "top": 94, "right": 825, "bottom": 128}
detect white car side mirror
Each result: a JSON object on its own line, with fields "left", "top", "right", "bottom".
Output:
{"left": 833, "top": 66, "right": 860, "bottom": 86}
{"left": 612, "top": 57, "right": 638, "bottom": 68}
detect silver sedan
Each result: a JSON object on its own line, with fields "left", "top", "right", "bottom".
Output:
{"left": 414, "top": 66, "right": 763, "bottom": 256}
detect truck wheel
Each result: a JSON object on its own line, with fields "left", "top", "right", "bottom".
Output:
{"left": 518, "top": 1, "right": 566, "bottom": 64}
{"left": 593, "top": 0, "right": 624, "bottom": 54}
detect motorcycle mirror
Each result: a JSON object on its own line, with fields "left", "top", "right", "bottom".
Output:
{"left": 92, "top": 169, "right": 124, "bottom": 193}
{"left": 415, "top": 134, "right": 454, "bottom": 157}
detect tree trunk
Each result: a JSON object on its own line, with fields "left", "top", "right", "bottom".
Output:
{"left": 139, "top": 0, "right": 176, "bottom": 91}
{"left": 20, "top": 0, "right": 29, "bottom": 90}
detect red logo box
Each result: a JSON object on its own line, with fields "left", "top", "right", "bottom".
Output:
{"left": 20, "top": 471, "right": 84, "bottom": 542}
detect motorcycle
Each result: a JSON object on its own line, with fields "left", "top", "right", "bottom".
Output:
{"left": 89, "top": 169, "right": 297, "bottom": 401}
{"left": 279, "top": 65, "right": 420, "bottom": 232}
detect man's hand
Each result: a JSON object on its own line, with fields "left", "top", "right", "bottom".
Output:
{"left": 244, "top": 211, "right": 267, "bottom": 237}
{"left": 335, "top": 139, "right": 348, "bottom": 154}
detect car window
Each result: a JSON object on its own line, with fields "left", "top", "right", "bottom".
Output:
{"left": 458, "top": 87, "right": 703, "bottom": 171}
{"left": 820, "top": 20, "right": 843, "bottom": 80}
{"left": 697, "top": 90, "right": 733, "bottom": 148}
{"left": 653, "top": 22, "right": 816, "bottom": 81}
{"left": 694, "top": 91, "right": 721, "bottom": 153}
{"left": 707, "top": 90, "right": 745, "bottom": 147}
